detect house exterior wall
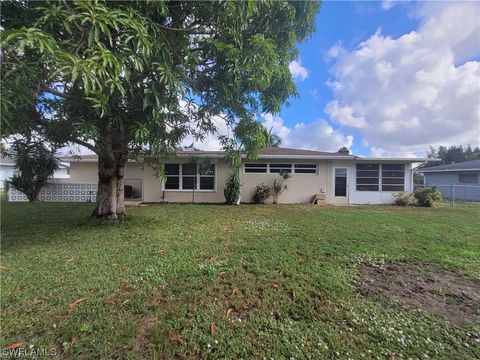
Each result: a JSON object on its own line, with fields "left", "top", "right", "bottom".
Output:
{"left": 324, "top": 161, "right": 413, "bottom": 205}
{"left": 0, "top": 165, "right": 14, "bottom": 189}
{"left": 240, "top": 159, "right": 328, "bottom": 204}
{"left": 143, "top": 159, "right": 230, "bottom": 203}
{"left": 69, "top": 158, "right": 414, "bottom": 204}
{"left": 424, "top": 171, "right": 480, "bottom": 201}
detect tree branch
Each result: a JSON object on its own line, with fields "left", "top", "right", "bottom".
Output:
{"left": 69, "top": 138, "right": 98, "bottom": 153}
{"left": 38, "top": 84, "right": 72, "bottom": 99}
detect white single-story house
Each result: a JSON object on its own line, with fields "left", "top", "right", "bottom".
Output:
{"left": 1, "top": 156, "right": 70, "bottom": 189}
{"left": 65, "top": 147, "right": 426, "bottom": 205}
{"left": 417, "top": 160, "right": 480, "bottom": 201}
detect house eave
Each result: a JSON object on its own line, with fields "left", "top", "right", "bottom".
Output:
{"left": 419, "top": 168, "right": 480, "bottom": 173}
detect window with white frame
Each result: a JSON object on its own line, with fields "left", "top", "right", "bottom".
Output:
{"left": 269, "top": 163, "right": 292, "bottom": 173}
{"left": 244, "top": 163, "right": 267, "bottom": 173}
{"left": 164, "top": 163, "right": 215, "bottom": 191}
{"left": 356, "top": 163, "right": 405, "bottom": 191}
{"left": 294, "top": 164, "right": 317, "bottom": 174}
{"left": 458, "top": 173, "right": 478, "bottom": 184}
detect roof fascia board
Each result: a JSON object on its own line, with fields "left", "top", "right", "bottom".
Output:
{"left": 419, "top": 168, "right": 480, "bottom": 173}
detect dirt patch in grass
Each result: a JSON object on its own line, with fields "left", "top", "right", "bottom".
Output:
{"left": 358, "top": 262, "right": 480, "bottom": 328}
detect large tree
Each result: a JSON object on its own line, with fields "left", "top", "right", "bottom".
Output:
{"left": 1, "top": 0, "right": 319, "bottom": 219}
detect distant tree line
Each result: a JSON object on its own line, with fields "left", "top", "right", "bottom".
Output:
{"left": 423, "top": 145, "right": 480, "bottom": 167}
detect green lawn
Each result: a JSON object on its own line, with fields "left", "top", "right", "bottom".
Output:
{"left": 1, "top": 202, "right": 479, "bottom": 359}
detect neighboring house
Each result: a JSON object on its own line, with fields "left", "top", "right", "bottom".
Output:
{"left": 0, "top": 156, "right": 70, "bottom": 189}
{"left": 0, "top": 156, "right": 15, "bottom": 190}
{"left": 65, "top": 147, "right": 426, "bottom": 205}
{"left": 417, "top": 160, "right": 480, "bottom": 201}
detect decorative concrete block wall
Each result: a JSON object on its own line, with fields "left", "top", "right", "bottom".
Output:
{"left": 8, "top": 181, "right": 97, "bottom": 202}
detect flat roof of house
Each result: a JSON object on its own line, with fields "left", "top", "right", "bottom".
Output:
{"left": 62, "top": 147, "right": 429, "bottom": 163}
{"left": 418, "top": 159, "right": 480, "bottom": 173}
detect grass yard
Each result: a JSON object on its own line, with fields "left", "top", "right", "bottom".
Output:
{"left": 1, "top": 201, "right": 479, "bottom": 359}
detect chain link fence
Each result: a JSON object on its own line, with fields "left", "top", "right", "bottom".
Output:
{"left": 414, "top": 184, "right": 480, "bottom": 206}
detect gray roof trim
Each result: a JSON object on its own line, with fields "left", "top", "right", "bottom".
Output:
{"left": 417, "top": 159, "right": 480, "bottom": 172}
{"left": 420, "top": 168, "right": 480, "bottom": 173}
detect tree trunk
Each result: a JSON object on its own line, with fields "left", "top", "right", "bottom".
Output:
{"left": 92, "top": 152, "right": 119, "bottom": 220}
{"left": 114, "top": 153, "right": 128, "bottom": 219}
{"left": 90, "top": 119, "right": 129, "bottom": 220}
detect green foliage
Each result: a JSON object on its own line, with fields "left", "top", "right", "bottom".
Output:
{"left": 253, "top": 183, "right": 271, "bottom": 204}
{"left": 271, "top": 170, "right": 290, "bottom": 204}
{"left": 414, "top": 187, "right": 443, "bottom": 207}
{"left": 1, "top": 0, "right": 320, "bottom": 161}
{"left": 392, "top": 191, "right": 414, "bottom": 206}
{"left": 338, "top": 146, "right": 350, "bottom": 155}
{"left": 424, "top": 145, "right": 480, "bottom": 167}
{"left": 262, "top": 126, "right": 282, "bottom": 147}
{"left": 224, "top": 171, "right": 241, "bottom": 205}
{"left": 4, "top": 139, "right": 59, "bottom": 202}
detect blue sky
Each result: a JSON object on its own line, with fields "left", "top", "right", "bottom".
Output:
{"left": 282, "top": 1, "right": 421, "bottom": 156}
{"left": 255, "top": 1, "right": 479, "bottom": 157}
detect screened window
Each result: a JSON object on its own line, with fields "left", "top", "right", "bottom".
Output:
{"left": 294, "top": 164, "right": 317, "bottom": 174}
{"left": 164, "top": 163, "right": 215, "bottom": 190}
{"left": 356, "top": 164, "right": 379, "bottom": 191}
{"left": 269, "top": 163, "right": 292, "bottom": 173}
{"left": 244, "top": 163, "right": 267, "bottom": 173}
{"left": 356, "top": 163, "right": 405, "bottom": 191}
{"left": 381, "top": 164, "right": 404, "bottom": 191}
{"left": 458, "top": 173, "right": 478, "bottom": 184}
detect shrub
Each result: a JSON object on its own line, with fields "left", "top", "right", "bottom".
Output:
{"left": 253, "top": 183, "right": 271, "bottom": 204}
{"left": 271, "top": 170, "right": 290, "bottom": 204}
{"left": 414, "top": 187, "right": 442, "bottom": 207}
{"left": 392, "top": 191, "right": 414, "bottom": 206}
{"left": 224, "top": 171, "right": 241, "bottom": 205}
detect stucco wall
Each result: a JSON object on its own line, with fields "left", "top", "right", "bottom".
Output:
{"left": 240, "top": 160, "right": 328, "bottom": 204}
{"left": 69, "top": 159, "right": 414, "bottom": 204}
{"left": 0, "top": 165, "right": 14, "bottom": 189}
{"left": 143, "top": 158, "right": 229, "bottom": 203}
{"left": 324, "top": 161, "right": 412, "bottom": 205}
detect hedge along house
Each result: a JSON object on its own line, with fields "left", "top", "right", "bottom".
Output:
{"left": 65, "top": 147, "right": 426, "bottom": 205}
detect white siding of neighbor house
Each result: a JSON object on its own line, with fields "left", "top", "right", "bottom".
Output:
{"left": 0, "top": 165, "right": 14, "bottom": 189}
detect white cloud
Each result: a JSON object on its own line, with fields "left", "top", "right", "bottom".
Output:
{"left": 289, "top": 59, "right": 309, "bottom": 81}
{"left": 183, "top": 113, "right": 353, "bottom": 153}
{"left": 324, "top": 101, "right": 367, "bottom": 128}
{"left": 262, "top": 114, "right": 353, "bottom": 152}
{"left": 180, "top": 115, "right": 229, "bottom": 151}
{"left": 381, "top": 0, "right": 396, "bottom": 11}
{"left": 326, "top": 1, "right": 480, "bottom": 156}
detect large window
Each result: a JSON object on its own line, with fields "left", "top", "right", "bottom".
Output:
{"left": 356, "top": 164, "right": 379, "bottom": 191}
{"left": 244, "top": 163, "right": 267, "bottom": 173}
{"left": 164, "top": 163, "right": 215, "bottom": 191}
{"left": 356, "top": 164, "right": 405, "bottom": 191}
{"left": 459, "top": 173, "right": 478, "bottom": 184}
